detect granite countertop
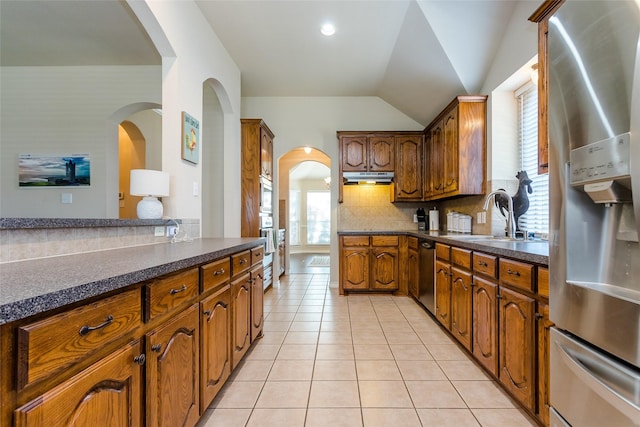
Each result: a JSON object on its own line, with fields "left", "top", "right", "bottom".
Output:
{"left": 0, "top": 237, "right": 264, "bottom": 325}
{"left": 338, "top": 230, "right": 549, "bottom": 266}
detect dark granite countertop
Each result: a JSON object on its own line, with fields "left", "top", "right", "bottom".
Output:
{"left": 0, "top": 217, "right": 180, "bottom": 229}
{"left": 338, "top": 230, "right": 548, "bottom": 266}
{"left": 0, "top": 237, "right": 264, "bottom": 325}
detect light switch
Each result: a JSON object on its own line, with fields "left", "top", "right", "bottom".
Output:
{"left": 193, "top": 181, "right": 199, "bottom": 196}
{"left": 61, "top": 193, "right": 72, "bottom": 204}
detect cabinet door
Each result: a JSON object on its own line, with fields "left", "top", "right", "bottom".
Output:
{"left": 371, "top": 246, "right": 399, "bottom": 291}
{"left": 200, "top": 286, "right": 231, "bottom": 410}
{"left": 408, "top": 248, "right": 419, "bottom": 299}
{"left": 394, "top": 135, "right": 423, "bottom": 200}
{"left": 231, "top": 274, "right": 251, "bottom": 369}
{"left": 146, "top": 304, "right": 200, "bottom": 427}
{"left": 278, "top": 243, "right": 285, "bottom": 276}
{"left": 473, "top": 276, "right": 498, "bottom": 376}
{"left": 250, "top": 265, "right": 264, "bottom": 342}
{"left": 537, "top": 302, "right": 553, "bottom": 426}
{"left": 423, "top": 130, "right": 433, "bottom": 198}
{"left": 443, "top": 107, "right": 459, "bottom": 194}
{"left": 435, "top": 259, "right": 451, "bottom": 330}
{"left": 342, "top": 248, "right": 369, "bottom": 290}
{"left": 260, "top": 127, "right": 273, "bottom": 180}
{"left": 369, "top": 136, "right": 395, "bottom": 172}
{"left": 341, "top": 136, "right": 368, "bottom": 172}
{"left": 429, "top": 122, "right": 444, "bottom": 197}
{"left": 499, "top": 287, "right": 535, "bottom": 411}
{"left": 14, "top": 340, "right": 143, "bottom": 427}
{"left": 450, "top": 267, "right": 473, "bottom": 351}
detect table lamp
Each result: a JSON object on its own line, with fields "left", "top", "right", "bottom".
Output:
{"left": 130, "top": 169, "right": 170, "bottom": 219}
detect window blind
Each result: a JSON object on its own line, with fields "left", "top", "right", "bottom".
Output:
{"left": 516, "top": 82, "right": 549, "bottom": 235}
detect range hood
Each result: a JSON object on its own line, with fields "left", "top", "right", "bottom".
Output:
{"left": 342, "top": 171, "right": 394, "bottom": 184}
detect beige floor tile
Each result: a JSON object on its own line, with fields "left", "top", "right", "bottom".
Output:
{"left": 361, "top": 408, "right": 422, "bottom": 427}
{"left": 214, "top": 381, "right": 264, "bottom": 408}
{"left": 255, "top": 381, "right": 311, "bottom": 408}
{"left": 354, "top": 344, "right": 394, "bottom": 360}
{"left": 426, "top": 344, "right": 469, "bottom": 361}
{"left": 268, "top": 305, "right": 299, "bottom": 313}
{"left": 471, "top": 408, "right": 538, "bottom": 426}
{"left": 308, "top": 380, "right": 361, "bottom": 407}
{"left": 384, "top": 331, "right": 422, "bottom": 345}
{"left": 316, "top": 344, "right": 355, "bottom": 360}
{"left": 359, "top": 381, "right": 413, "bottom": 408}
{"left": 416, "top": 408, "right": 480, "bottom": 427}
{"left": 356, "top": 360, "right": 402, "bottom": 380}
{"left": 313, "top": 360, "right": 357, "bottom": 381}
{"left": 320, "top": 321, "right": 351, "bottom": 332}
{"left": 297, "top": 305, "right": 324, "bottom": 312}
{"left": 256, "top": 331, "right": 286, "bottom": 345}
{"left": 289, "top": 321, "right": 321, "bottom": 332}
{"left": 397, "top": 360, "right": 447, "bottom": 381}
{"left": 379, "top": 321, "right": 412, "bottom": 332}
{"left": 284, "top": 331, "right": 319, "bottom": 344}
{"left": 262, "top": 321, "right": 291, "bottom": 332}
{"left": 350, "top": 321, "right": 383, "bottom": 332}
{"left": 318, "top": 330, "right": 353, "bottom": 344}
{"left": 268, "top": 360, "right": 314, "bottom": 381}
{"left": 230, "top": 360, "right": 273, "bottom": 381}
{"left": 352, "top": 331, "right": 388, "bottom": 345}
{"left": 405, "top": 380, "right": 467, "bottom": 408}
{"left": 417, "top": 329, "right": 456, "bottom": 345}
{"left": 305, "top": 408, "right": 363, "bottom": 427}
{"left": 390, "top": 344, "right": 433, "bottom": 361}
{"left": 246, "top": 408, "right": 306, "bottom": 427}
{"left": 321, "top": 312, "right": 351, "bottom": 322}
{"left": 245, "top": 344, "right": 281, "bottom": 361}
{"left": 196, "top": 408, "right": 251, "bottom": 427}
{"left": 276, "top": 344, "right": 317, "bottom": 360}
{"left": 293, "top": 312, "right": 323, "bottom": 322}
{"left": 452, "top": 381, "right": 516, "bottom": 409}
{"left": 266, "top": 312, "right": 297, "bottom": 321}
{"left": 438, "top": 360, "right": 491, "bottom": 381}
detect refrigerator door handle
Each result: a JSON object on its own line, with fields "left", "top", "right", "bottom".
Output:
{"left": 630, "top": 23, "right": 640, "bottom": 240}
{"left": 556, "top": 341, "right": 640, "bottom": 420}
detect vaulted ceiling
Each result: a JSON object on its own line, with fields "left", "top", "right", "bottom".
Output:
{"left": 0, "top": 0, "right": 528, "bottom": 126}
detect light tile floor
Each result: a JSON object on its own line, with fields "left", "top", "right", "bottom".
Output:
{"left": 197, "top": 273, "right": 538, "bottom": 427}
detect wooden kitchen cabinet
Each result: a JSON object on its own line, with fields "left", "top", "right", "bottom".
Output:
{"left": 423, "top": 96, "right": 487, "bottom": 200}
{"left": 393, "top": 133, "right": 424, "bottom": 201}
{"left": 339, "top": 235, "right": 399, "bottom": 294}
{"left": 14, "top": 339, "right": 144, "bottom": 427}
{"left": 146, "top": 303, "right": 200, "bottom": 427}
{"left": 498, "top": 286, "right": 535, "bottom": 412}
{"left": 260, "top": 126, "right": 273, "bottom": 180}
{"left": 250, "top": 263, "right": 264, "bottom": 342}
{"left": 434, "top": 242, "right": 452, "bottom": 330}
{"left": 339, "top": 134, "right": 395, "bottom": 172}
{"left": 537, "top": 301, "right": 553, "bottom": 426}
{"left": 472, "top": 251, "right": 499, "bottom": 376}
{"left": 450, "top": 247, "right": 473, "bottom": 352}
{"left": 199, "top": 285, "right": 231, "bottom": 411}
{"left": 371, "top": 245, "right": 399, "bottom": 291}
{"left": 231, "top": 272, "right": 251, "bottom": 369}
{"left": 407, "top": 237, "right": 419, "bottom": 299}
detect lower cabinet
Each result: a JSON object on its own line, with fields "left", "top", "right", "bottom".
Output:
{"left": 231, "top": 273, "right": 251, "bottom": 369}
{"left": 450, "top": 266, "right": 472, "bottom": 352}
{"left": 498, "top": 286, "right": 535, "bottom": 412}
{"left": 472, "top": 276, "right": 498, "bottom": 376}
{"left": 537, "top": 301, "right": 553, "bottom": 426}
{"left": 250, "top": 264, "right": 264, "bottom": 342}
{"left": 339, "top": 235, "right": 399, "bottom": 293}
{"left": 435, "top": 259, "right": 451, "bottom": 329}
{"left": 146, "top": 304, "right": 200, "bottom": 427}
{"left": 407, "top": 238, "right": 419, "bottom": 299}
{"left": 371, "top": 245, "right": 399, "bottom": 291}
{"left": 14, "top": 339, "right": 144, "bottom": 427}
{"left": 200, "top": 285, "right": 231, "bottom": 411}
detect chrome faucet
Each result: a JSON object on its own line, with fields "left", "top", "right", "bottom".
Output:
{"left": 483, "top": 190, "right": 516, "bottom": 239}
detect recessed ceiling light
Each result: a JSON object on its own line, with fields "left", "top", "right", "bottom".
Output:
{"left": 304, "top": 146, "right": 312, "bottom": 154}
{"left": 321, "top": 23, "right": 335, "bottom": 36}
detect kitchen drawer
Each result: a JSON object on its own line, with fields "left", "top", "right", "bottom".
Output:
{"left": 232, "top": 250, "right": 252, "bottom": 276}
{"left": 201, "top": 258, "right": 231, "bottom": 293}
{"left": 342, "top": 235, "right": 369, "bottom": 246}
{"left": 451, "top": 247, "right": 472, "bottom": 270}
{"left": 499, "top": 258, "right": 534, "bottom": 293}
{"left": 538, "top": 267, "right": 549, "bottom": 298}
{"left": 473, "top": 252, "right": 497, "bottom": 279}
{"left": 436, "top": 243, "right": 451, "bottom": 261}
{"left": 145, "top": 268, "right": 199, "bottom": 320}
{"left": 408, "top": 236, "right": 419, "bottom": 251}
{"left": 371, "top": 235, "right": 399, "bottom": 247}
{"left": 251, "top": 246, "right": 264, "bottom": 266}
{"left": 17, "top": 288, "right": 142, "bottom": 389}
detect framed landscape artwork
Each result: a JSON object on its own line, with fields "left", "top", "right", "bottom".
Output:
{"left": 18, "top": 154, "right": 91, "bottom": 187}
{"left": 181, "top": 111, "right": 200, "bottom": 164}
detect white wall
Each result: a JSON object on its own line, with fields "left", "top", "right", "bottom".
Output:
{"left": 242, "top": 96, "right": 423, "bottom": 285}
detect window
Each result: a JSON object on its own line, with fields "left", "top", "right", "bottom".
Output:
{"left": 289, "top": 190, "right": 300, "bottom": 245}
{"left": 306, "top": 191, "right": 330, "bottom": 244}
{"left": 516, "top": 82, "right": 549, "bottom": 235}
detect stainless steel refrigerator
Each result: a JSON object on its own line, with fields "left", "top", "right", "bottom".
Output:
{"left": 548, "top": 1, "right": 640, "bottom": 426}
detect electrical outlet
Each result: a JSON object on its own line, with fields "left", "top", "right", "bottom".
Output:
{"left": 166, "top": 226, "right": 178, "bottom": 237}
{"left": 154, "top": 226, "right": 165, "bottom": 237}
{"left": 413, "top": 214, "right": 418, "bottom": 223}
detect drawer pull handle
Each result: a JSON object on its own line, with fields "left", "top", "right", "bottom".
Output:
{"left": 213, "top": 268, "right": 226, "bottom": 276}
{"left": 79, "top": 315, "right": 114, "bottom": 336}
{"left": 151, "top": 344, "right": 162, "bottom": 353}
{"left": 203, "top": 310, "right": 212, "bottom": 317}
{"left": 239, "top": 258, "right": 248, "bottom": 265}
{"left": 477, "top": 261, "right": 488, "bottom": 267}
{"left": 133, "top": 354, "right": 146, "bottom": 365}
{"left": 170, "top": 284, "right": 187, "bottom": 295}
{"left": 507, "top": 269, "right": 521, "bottom": 277}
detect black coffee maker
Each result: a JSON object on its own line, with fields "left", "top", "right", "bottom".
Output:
{"left": 416, "top": 208, "right": 426, "bottom": 231}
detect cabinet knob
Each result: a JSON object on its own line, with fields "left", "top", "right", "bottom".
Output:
{"left": 151, "top": 344, "right": 162, "bottom": 353}
{"left": 239, "top": 258, "right": 248, "bottom": 265}
{"left": 203, "top": 310, "right": 212, "bottom": 317}
{"left": 133, "top": 354, "right": 146, "bottom": 365}
{"left": 535, "top": 313, "right": 544, "bottom": 320}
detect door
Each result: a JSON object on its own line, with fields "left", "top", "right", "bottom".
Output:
{"left": 341, "top": 136, "right": 368, "bottom": 172}
{"left": 473, "top": 276, "right": 498, "bottom": 375}
{"left": 342, "top": 248, "right": 369, "bottom": 290}
{"left": 395, "top": 135, "right": 423, "bottom": 200}
{"left": 231, "top": 273, "right": 251, "bottom": 368}
{"left": 429, "top": 122, "right": 444, "bottom": 196}
{"left": 250, "top": 264, "right": 264, "bottom": 342}
{"left": 450, "top": 266, "right": 472, "bottom": 351}
{"left": 371, "top": 246, "right": 399, "bottom": 291}
{"left": 368, "top": 136, "right": 395, "bottom": 171}
{"left": 443, "top": 107, "right": 459, "bottom": 194}
{"left": 435, "top": 259, "right": 451, "bottom": 329}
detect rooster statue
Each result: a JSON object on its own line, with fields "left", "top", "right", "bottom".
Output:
{"left": 494, "top": 171, "right": 533, "bottom": 232}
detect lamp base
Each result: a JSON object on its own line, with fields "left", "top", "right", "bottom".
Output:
{"left": 136, "top": 196, "right": 163, "bottom": 219}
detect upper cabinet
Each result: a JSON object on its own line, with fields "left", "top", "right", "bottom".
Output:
{"left": 340, "top": 133, "right": 395, "bottom": 172}
{"left": 260, "top": 126, "right": 274, "bottom": 180}
{"left": 423, "top": 96, "right": 487, "bottom": 201}
{"left": 393, "top": 133, "right": 424, "bottom": 201}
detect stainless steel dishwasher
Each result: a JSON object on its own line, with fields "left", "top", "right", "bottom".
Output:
{"left": 418, "top": 241, "right": 435, "bottom": 314}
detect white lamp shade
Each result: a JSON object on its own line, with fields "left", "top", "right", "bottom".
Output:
{"left": 130, "top": 169, "right": 170, "bottom": 197}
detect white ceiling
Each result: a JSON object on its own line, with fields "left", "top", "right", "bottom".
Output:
{"left": 0, "top": 0, "right": 527, "bottom": 126}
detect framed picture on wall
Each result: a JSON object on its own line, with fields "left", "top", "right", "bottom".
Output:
{"left": 18, "top": 154, "right": 91, "bottom": 187}
{"left": 181, "top": 111, "right": 200, "bottom": 164}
